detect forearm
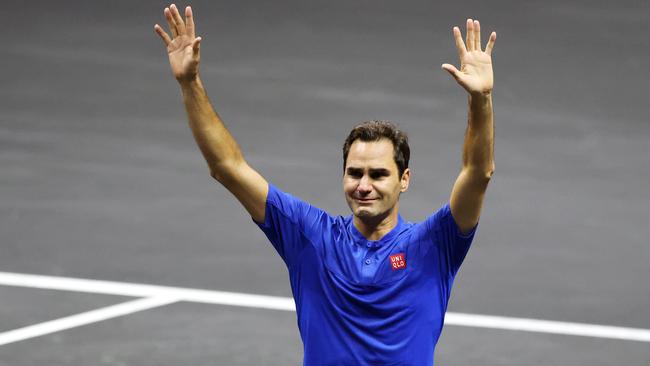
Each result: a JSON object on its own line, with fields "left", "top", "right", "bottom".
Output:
{"left": 462, "top": 93, "right": 495, "bottom": 178}
{"left": 179, "top": 77, "right": 245, "bottom": 179}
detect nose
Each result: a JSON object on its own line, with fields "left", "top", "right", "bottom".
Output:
{"left": 357, "top": 175, "right": 372, "bottom": 194}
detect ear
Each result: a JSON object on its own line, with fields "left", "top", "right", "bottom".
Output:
{"left": 400, "top": 168, "right": 411, "bottom": 192}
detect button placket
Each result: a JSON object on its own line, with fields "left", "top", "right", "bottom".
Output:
{"left": 364, "top": 242, "right": 375, "bottom": 265}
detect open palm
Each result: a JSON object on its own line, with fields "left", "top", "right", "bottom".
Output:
{"left": 154, "top": 4, "right": 202, "bottom": 82}
{"left": 442, "top": 19, "right": 496, "bottom": 96}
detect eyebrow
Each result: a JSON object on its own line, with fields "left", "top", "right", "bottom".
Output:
{"left": 346, "top": 167, "right": 391, "bottom": 175}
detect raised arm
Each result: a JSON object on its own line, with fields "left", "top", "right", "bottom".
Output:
{"left": 154, "top": 4, "right": 268, "bottom": 223}
{"left": 441, "top": 19, "right": 497, "bottom": 234}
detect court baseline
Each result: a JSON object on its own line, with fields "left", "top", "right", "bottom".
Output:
{"left": 0, "top": 271, "right": 648, "bottom": 345}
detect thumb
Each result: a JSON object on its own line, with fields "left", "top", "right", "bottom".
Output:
{"left": 192, "top": 36, "right": 202, "bottom": 56}
{"left": 441, "top": 63, "right": 461, "bottom": 81}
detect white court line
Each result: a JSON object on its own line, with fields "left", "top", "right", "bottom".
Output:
{"left": 0, "top": 296, "right": 178, "bottom": 346}
{"left": 1, "top": 271, "right": 650, "bottom": 343}
{"left": 445, "top": 313, "right": 650, "bottom": 343}
{"left": 0, "top": 271, "right": 294, "bottom": 311}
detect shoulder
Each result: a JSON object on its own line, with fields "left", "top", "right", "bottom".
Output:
{"left": 263, "top": 183, "right": 341, "bottom": 231}
{"left": 408, "top": 202, "right": 478, "bottom": 241}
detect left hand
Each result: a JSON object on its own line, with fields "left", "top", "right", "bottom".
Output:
{"left": 441, "top": 19, "right": 496, "bottom": 96}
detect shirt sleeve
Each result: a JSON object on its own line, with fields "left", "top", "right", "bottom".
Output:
{"left": 253, "top": 183, "right": 331, "bottom": 268}
{"left": 423, "top": 202, "right": 478, "bottom": 279}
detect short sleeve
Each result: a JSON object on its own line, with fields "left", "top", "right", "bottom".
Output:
{"left": 253, "top": 183, "right": 331, "bottom": 268}
{"left": 423, "top": 203, "right": 478, "bottom": 278}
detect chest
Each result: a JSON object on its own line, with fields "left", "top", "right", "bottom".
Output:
{"left": 313, "top": 229, "right": 441, "bottom": 288}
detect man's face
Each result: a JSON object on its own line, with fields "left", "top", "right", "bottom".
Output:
{"left": 343, "top": 139, "right": 410, "bottom": 220}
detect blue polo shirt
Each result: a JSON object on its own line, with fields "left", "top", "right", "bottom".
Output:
{"left": 255, "top": 183, "right": 477, "bottom": 366}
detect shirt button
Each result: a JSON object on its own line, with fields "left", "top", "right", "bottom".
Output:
{"left": 366, "top": 243, "right": 371, "bottom": 248}
{"left": 365, "top": 259, "right": 372, "bottom": 265}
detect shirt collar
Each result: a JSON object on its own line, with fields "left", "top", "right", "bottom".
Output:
{"left": 349, "top": 214, "right": 404, "bottom": 247}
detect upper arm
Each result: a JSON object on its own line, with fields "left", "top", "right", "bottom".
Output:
{"left": 449, "top": 167, "right": 492, "bottom": 234}
{"left": 212, "top": 161, "right": 269, "bottom": 223}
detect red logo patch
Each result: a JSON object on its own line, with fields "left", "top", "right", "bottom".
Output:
{"left": 390, "top": 253, "right": 406, "bottom": 270}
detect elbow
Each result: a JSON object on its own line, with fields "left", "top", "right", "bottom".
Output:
{"left": 481, "top": 169, "right": 494, "bottom": 185}
{"left": 469, "top": 160, "right": 495, "bottom": 174}
{"left": 482, "top": 161, "right": 495, "bottom": 180}
{"left": 209, "top": 159, "right": 244, "bottom": 184}
{"left": 487, "top": 163, "right": 495, "bottom": 179}
{"left": 210, "top": 168, "right": 236, "bottom": 186}
{"left": 463, "top": 164, "right": 494, "bottom": 184}
{"left": 209, "top": 169, "right": 226, "bottom": 183}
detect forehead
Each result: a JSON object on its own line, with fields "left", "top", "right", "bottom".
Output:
{"left": 346, "top": 139, "right": 398, "bottom": 171}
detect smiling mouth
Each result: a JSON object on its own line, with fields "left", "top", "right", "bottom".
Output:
{"left": 355, "top": 198, "right": 376, "bottom": 203}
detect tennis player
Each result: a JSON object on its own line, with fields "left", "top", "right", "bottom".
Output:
{"left": 155, "top": 4, "right": 496, "bottom": 365}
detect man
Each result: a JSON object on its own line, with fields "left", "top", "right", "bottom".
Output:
{"left": 155, "top": 4, "right": 495, "bottom": 365}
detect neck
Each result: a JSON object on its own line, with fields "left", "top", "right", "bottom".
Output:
{"left": 353, "top": 204, "right": 400, "bottom": 241}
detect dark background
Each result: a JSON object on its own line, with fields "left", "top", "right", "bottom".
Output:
{"left": 1, "top": 0, "right": 649, "bottom": 365}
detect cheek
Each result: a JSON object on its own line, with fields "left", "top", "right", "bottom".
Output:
{"left": 381, "top": 182, "right": 401, "bottom": 197}
{"left": 342, "top": 181, "right": 355, "bottom": 194}
{"left": 343, "top": 177, "right": 359, "bottom": 188}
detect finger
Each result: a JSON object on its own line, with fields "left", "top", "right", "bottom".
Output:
{"left": 441, "top": 63, "right": 462, "bottom": 82}
{"left": 192, "top": 36, "right": 202, "bottom": 57}
{"left": 164, "top": 7, "right": 177, "bottom": 38}
{"left": 154, "top": 24, "right": 172, "bottom": 46}
{"left": 474, "top": 20, "right": 481, "bottom": 51}
{"left": 466, "top": 18, "right": 474, "bottom": 51}
{"left": 170, "top": 4, "right": 186, "bottom": 35}
{"left": 452, "top": 26, "right": 467, "bottom": 60}
{"left": 485, "top": 31, "right": 497, "bottom": 55}
{"left": 185, "top": 6, "right": 195, "bottom": 39}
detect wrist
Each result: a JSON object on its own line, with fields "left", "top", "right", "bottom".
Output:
{"left": 469, "top": 89, "right": 492, "bottom": 99}
{"left": 468, "top": 92, "right": 493, "bottom": 120}
{"left": 178, "top": 73, "right": 201, "bottom": 87}
{"left": 179, "top": 75, "right": 202, "bottom": 92}
{"left": 469, "top": 91, "right": 492, "bottom": 106}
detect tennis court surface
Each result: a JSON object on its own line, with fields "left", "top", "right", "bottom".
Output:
{"left": 2, "top": 1, "right": 649, "bottom": 365}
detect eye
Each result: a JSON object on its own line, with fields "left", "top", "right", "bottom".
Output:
{"left": 370, "top": 171, "right": 389, "bottom": 179}
{"left": 347, "top": 169, "right": 363, "bottom": 178}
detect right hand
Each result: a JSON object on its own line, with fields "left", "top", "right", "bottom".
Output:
{"left": 154, "top": 4, "right": 202, "bottom": 83}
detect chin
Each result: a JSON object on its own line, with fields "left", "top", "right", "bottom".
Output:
{"left": 355, "top": 211, "right": 371, "bottom": 218}
{"left": 357, "top": 207, "right": 386, "bottom": 220}
{"left": 354, "top": 207, "right": 374, "bottom": 217}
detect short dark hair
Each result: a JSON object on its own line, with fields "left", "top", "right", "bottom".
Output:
{"left": 342, "top": 120, "right": 410, "bottom": 177}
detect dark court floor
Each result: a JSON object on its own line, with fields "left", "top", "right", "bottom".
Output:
{"left": 1, "top": 0, "right": 649, "bottom": 365}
